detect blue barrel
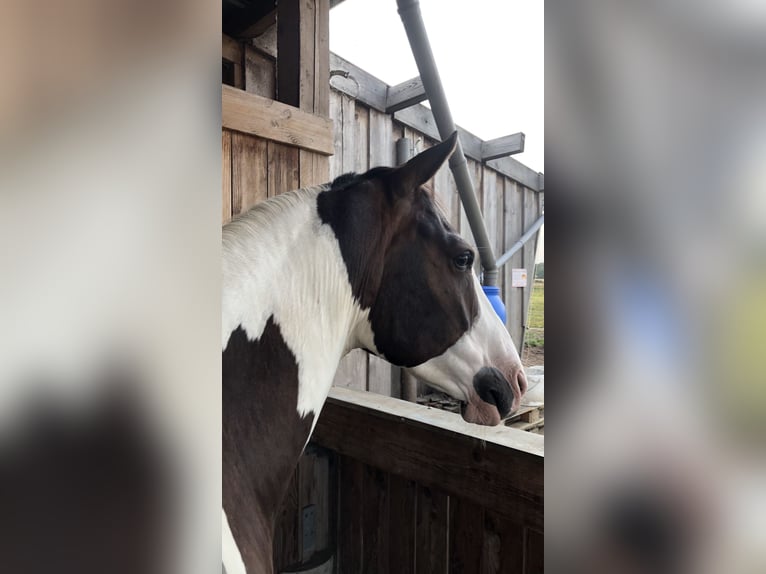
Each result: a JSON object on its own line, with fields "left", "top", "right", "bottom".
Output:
{"left": 482, "top": 285, "right": 506, "bottom": 323}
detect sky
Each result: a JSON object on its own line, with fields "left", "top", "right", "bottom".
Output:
{"left": 329, "top": 0, "right": 544, "bottom": 174}
{"left": 330, "top": 0, "right": 544, "bottom": 262}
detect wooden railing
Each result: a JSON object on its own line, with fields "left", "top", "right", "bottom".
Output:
{"left": 303, "top": 388, "right": 544, "bottom": 573}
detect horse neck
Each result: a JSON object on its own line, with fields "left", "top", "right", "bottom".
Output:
{"left": 222, "top": 186, "right": 370, "bottom": 417}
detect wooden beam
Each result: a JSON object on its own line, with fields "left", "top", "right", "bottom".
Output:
{"left": 329, "top": 53, "right": 388, "bottom": 112}
{"left": 385, "top": 76, "right": 427, "bottom": 113}
{"left": 311, "top": 388, "right": 544, "bottom": 530}
{"left": 222, "top": 85, "right": 334, "bottom": 156}
{"left": 481, "top": 132, "right": 525, "bottom": 161}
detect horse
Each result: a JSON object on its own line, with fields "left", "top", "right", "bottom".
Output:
{"left": 221, "top": 131, "right": 527, "bottom": 574}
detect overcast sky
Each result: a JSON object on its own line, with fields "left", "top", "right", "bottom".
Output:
{"left": 329, "top": 0, "right": 544, "bottom": 174}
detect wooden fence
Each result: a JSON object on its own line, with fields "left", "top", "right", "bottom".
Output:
{"left": 272, "top": 389, "right": 544, "bottom": 573}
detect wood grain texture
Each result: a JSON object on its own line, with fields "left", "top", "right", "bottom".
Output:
{"left": 450, "top": 497, "right": 484, "bottom": 574}
{"left": 223, "top": 85, "right": 334, "bottom": 155}
{"left": 415, "top": 486, "right": 449, "bottom": 574}
{"left": 504, "top": 179, "right": 525, "bottom": 350}
{"left": 222, "top": 130, "right": 232, "bottom": 223}
{"left": 388, "top": 475, "right": 416, "bottom": 573}
{"left": 524, "top": 529, "right": 544, "bottom": 574}
{"left": 231, "top": 133, "right": 268, "bottom": 215}
{"left": 267, "top": 141, "right": 300, "bottom": 197}
{"left": 314, "top": 0, "right": 330, "bottom": 118}
{"left": 385, "top": 76, "right": 427, "bottom": 113}
{"left": 244, "top": 44, "right": 275, "bottom": 99}
{"left": 312, "top": 388, "right": 544, "bottom": 531}
{"left": 361, "top": 465, "right": 390, "bottom": 573}
{"left": 481, "top": 511, "right": 524, "bottom": 574}
{"left": 337, "top": 456, "right": 363, "bottom": 573}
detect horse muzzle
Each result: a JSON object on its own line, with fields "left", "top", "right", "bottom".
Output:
{"left": 462, "top": 365, "right": 527, "bottom": 426}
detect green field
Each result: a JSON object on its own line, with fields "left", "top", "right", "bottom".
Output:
{"left": 525, "top": 279, "right": 544, "bottom": 347}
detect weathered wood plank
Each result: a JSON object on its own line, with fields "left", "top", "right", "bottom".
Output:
{"left": 267, "top": 141, "right": 300, "bottom": 197}
{"left": 367, "top": 355, "right": 392, "bottom": 396}
{"left": 222, "top": 130, "right": 232, "bottom": 223}
{"left": 231, "top": 133, "right": 268, "bottom": 215}
{"left": 333, "top": 350, "right": 368, "bottom": 391}
{"left": 415, "top": 486, "right": 449, "bottom": 574}
{"left": 222, "top": 34, "right": 242, "bottom": 64}
{"left": 481, "top": 511, "right": 524, "bottom": 574}
{"left": 329, "top": 90, "right": 343, "bottom": 179}
{"left": 504, "top": 179, "right": 525, "bottom": 350}
{"left": 385, "top": 76, "right": 427, "bottom": 113}
{"left": 244, "top": 44, "right": 275, "bottom": 99}
{"left": 353, "top": 104, "right": 369, "bottom": 172}
{"left": 222, "top": 85, "right": 334, "bottom": 155}
{"left": 337, "top": 456, "right": 363, "bottom": 573}
{"left": 521, "top": 186, "right": 538, "bottom": 349}
{"left": 341, "top": 94, "right": 356, "bottom": 174}
{"left": 222, "top": 34, "right": 244, "bottom": 89}
{"left": 361, "top": 465, "right": 389, "bottom": 573}
{"left": 312, "top": 388, "right": 544, "bottom": 530}
{"left": 277, "top": 0, "right": 314, "bottom": 110}
{"left": 482, "top": 166, "right": 499, "bottom": 263}
{"left": 369, "top": 107, "right": 394, "bottom": 167}
{"left": 388, "top": 475, "right": 416, "bottom": 573}
{"left": 450, "top": 497, "right": 484, "bottom": 574}
{"left": 314, "top": 0, "right": 330, "bottom": 118}
{"left": 481, "top": 132, "right": 525, "bottom": 161}
{"left": 329, "top": 53, "right": 388, "bottom": 112}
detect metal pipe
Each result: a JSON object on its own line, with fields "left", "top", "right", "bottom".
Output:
{"left": 496, "top": 215, "right": 545, "bottom": 269}
{"left": 396, "top": 0, "right": 499, "bottom": 286}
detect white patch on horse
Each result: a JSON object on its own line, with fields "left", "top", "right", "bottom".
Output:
{"left": 222, "top": 508, "right": 247, "bottom": 574}
{"left": 408, "top": 274, "right": 522, "bottom": 402}
{"left": 222, "top": 185, "right": 372, "bottom": 420}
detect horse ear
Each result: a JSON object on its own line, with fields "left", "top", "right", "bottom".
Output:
{"left": 390, "top": 131, "right": 458, "bottom": 195}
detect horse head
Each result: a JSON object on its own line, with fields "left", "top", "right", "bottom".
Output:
{"left": 318, "top": 131, "right": 527, "bottom": 425}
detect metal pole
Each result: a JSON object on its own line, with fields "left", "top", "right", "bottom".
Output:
{"left": 496, "top": 215, "right": 545, "bottom": 269}
{"left": 396, "top": 0, "right": 499, "bottom": 286}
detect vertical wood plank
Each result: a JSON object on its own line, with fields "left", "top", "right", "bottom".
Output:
{"left": 341, "top": 94, "right": 356, "bottom": 174}
{"left": 369, "top": 108, "right": 393, "bottom": 167}
{"left": 267, "top": 141, "right": 300, "bottom": 197}
{"left": 524, "top": 529, "right": 544, "bottom": 574}
{"left": 231, "top": 133, "right": 268, "bottom": 215}
{"left": 449, "top": 497, "right": 484, "bottom": 574}
{"left": 333, "top": 349, "right": 369, "bottom": 391}
{"left": 222, "top": 130, "right": 232, "bottom": 223}
{"left": 482, "top": 168, "right": 498, "bottom": 265}
{"left": 416, "top": 486, "right": 449, "bottom": 574}
{"left": 521, "top": 187, "right": 539, "bottom": 349}
{"left": 244, "top": 45, "right": 276, "bottom": 99}
{"left": 353, "top": 104, "right": 369, "bottom": 172}
{"left": 367, "top": 355, "right": 392, "bottom": 396}
{"left": 314, "top": 0, "right": 330, "bottom": 118}
{"left": 277, "top": 0, "right": 314, "bottom": 110}
{"left": 362, "top": 465, "right": 390, "bottom": 573}
{"left": 389, "top": 475, "right": 416, "bottom": 574}
{"left": 504, "top": 179, "right": 525, "bottom": 350}
{"left": 481, "top": 511, "right": 524, "bottom": 574}
{"left": 329, "top": 90, "right": 344, "bottom": 179}
{"left": 338, "top": 456, "right": 364, "bottom": 574}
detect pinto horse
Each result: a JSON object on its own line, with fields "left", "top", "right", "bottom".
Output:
{"left": 221, "top": 132, "right": 527, "bottom": 574}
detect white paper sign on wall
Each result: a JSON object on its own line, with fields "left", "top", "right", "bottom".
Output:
{"left": 511, "top": 268, "right": 528, "bottom": 288}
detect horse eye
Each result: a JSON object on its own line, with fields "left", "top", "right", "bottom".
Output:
{"left": 453, "top": 251, "right": 474, "bottom": 270}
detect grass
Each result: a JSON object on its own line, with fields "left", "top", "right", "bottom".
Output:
{"left": 525, "top": 279, "right": 544, "bottom": 347}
